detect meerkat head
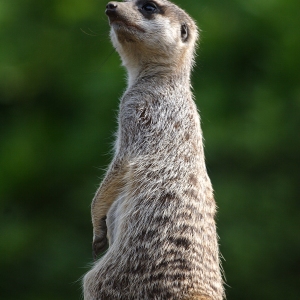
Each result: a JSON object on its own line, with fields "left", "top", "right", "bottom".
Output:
{"left": 105, "top": 0, "right": 199, "bottom": 84}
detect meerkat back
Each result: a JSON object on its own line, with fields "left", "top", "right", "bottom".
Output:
{"left": 83, "top": 1, "right": 224, "bottom": 299}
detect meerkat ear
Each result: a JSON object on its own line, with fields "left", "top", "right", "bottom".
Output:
{"left": 181, "top": 23, "right": 189, "bottom": 42}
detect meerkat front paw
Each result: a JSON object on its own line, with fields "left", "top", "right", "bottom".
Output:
{"left": 92, "top": 216, "right": 108, "bottom": 260}
{"left": 92, "top": 235, "right": 108, "bottom": 260}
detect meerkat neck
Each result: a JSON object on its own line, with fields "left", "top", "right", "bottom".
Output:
{"left": 116, "top": 39, "right": 194, "bottom": 88}
{"left": 126, "top": 62, "right": 191, "bottom": 89}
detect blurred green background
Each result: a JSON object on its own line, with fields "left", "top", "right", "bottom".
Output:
{"left": 1, "top": 0, "right": 299, "bottom": 299}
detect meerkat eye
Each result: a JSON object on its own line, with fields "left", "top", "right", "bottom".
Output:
{"left": 142, "top": 2, "right": 157, "bottom": 13}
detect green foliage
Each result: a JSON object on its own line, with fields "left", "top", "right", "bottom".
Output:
{"left": 1, "top": 0, "right": 299, "bottom": 299}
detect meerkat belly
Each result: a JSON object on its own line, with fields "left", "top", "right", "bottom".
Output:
{"left": 85, "top": 174, "right": 219, "bottom": 299}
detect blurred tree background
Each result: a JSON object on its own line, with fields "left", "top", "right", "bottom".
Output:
{"left": 0, "top": 0, "right": 299, "bottom": 299}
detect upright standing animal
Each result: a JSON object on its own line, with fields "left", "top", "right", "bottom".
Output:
{"left": 83, "top": 0, "right": 224, "bottom": 299}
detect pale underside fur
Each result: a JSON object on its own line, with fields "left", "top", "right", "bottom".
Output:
{"left": 83, "top": 0, "right": 224, "bottom": 299}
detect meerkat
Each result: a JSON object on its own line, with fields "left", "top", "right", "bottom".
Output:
{"left": 83, "top": 0, "right": 224, "bottom": 299}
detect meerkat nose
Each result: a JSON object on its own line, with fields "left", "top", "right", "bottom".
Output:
{"left": 106, "top": 2, "right": 118, "bottom": 15}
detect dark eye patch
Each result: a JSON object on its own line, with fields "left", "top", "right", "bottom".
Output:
{"left": 142, "top": 2, "right": 157, "bottom": 13}
{"left": 137, "top": 0, "right": 164, "bottom": 19}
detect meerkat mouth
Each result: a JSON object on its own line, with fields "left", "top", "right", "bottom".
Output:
{"left": 106, "top": 3, "right": 145, "bottom": 33}
{"left": 110, "top": 19, "right": 145, "bottom": 33}
{"left": 109, "top": 17, "right": 145, "bottom": 33}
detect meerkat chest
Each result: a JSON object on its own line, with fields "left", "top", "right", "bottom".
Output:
{"left": 119, "top": 86, "right": 196, "bottom": 131}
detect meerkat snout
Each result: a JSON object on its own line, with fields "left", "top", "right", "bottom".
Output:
{"left": 106, "top": 2, "right": 118, "bottom": 13}
{"left": 106, "top": 2, "right": 119, "bottom": 22}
